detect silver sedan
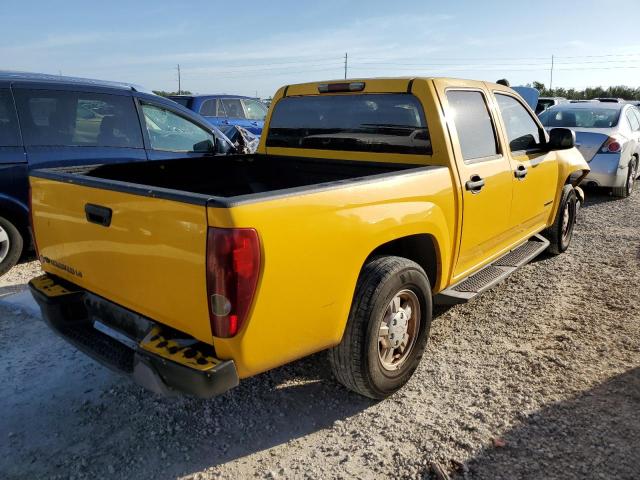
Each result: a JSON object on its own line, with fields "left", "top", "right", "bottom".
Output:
{"left": 539, "top": 102, "right": 640, "bottom": 197}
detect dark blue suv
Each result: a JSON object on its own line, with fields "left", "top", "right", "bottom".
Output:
{"left": 0, "top": 72, "right": 233, "bottom": 276}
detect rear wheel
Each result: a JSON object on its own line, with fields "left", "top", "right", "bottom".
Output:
{"left": 544, "top": 185, "right": 577, "bottom": 255}
{"left": 328, "top": 256, "right": 432, "bottom": 399}
{"left": 612, "top": 157, "right": 637, "bottom": 198}
{"left": 0, "top": 216, "right": 23, "bottom": 277}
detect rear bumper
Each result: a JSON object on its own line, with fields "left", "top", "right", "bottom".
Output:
{"left": 29, "top": 274, "right": 239, "bottom": 398}
{"left": 578, "top": 154, "right": 626, "bottom": 188}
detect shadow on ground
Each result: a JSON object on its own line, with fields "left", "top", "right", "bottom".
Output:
{"left": 1, "top": 305, "right": 376, "bottom": 479}
{"left": 580, "top": 187, "right": 617, "bottom": 209}
{"left": 454, "top": 367, "right": 640, "bottom": 479}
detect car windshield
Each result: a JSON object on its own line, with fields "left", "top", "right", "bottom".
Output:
{"left": 242, "top": 99, "right": 268, "bottom": 121}
{"left": 539, "top": 107, "right": 620, "bottom": 128}
{"left": 266, "top": 93, "right": 431, "bottom": 154}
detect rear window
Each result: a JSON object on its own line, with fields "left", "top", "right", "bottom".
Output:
{"left": 539, "top": 107, "right": 620, "bottom": 128}
{"left": 0, "top": 89, "right": 20, "bottom": 146}
{"left": 266, "top": 94, "right": 431, "bottom": 155}
{"left": 14, "top": 89, "right": 143, "bottom": 148}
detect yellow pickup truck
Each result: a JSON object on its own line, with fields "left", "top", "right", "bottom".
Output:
{"left": 28, "top": 78, "right": 589, "bottom": 399}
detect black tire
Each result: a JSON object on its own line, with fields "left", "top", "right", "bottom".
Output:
{"left": 543, "top": 185, "right": 577, "bottom": 255}
{"left": 0, "top": 216, "right": 23, "bottom": 277}
{"left": 612, "top": 157, "right": 637, "bottom": 198}
{"left": 328, "top": 256, "right": 432, "bottom": 399}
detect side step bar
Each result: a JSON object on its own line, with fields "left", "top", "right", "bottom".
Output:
{"left": 434, "top": 234, "right": 550, "bottom": 306}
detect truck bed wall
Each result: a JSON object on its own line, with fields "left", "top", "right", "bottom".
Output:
{"left": 78, "top": 154, "right": 417, "bottom": 199}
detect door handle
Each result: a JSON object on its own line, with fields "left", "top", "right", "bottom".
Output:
{"left": 514, "top": 164, "right": 528, "bottom": 179}
{"left": 465, "top": 174, "right": 485, "bottom": 193}
{"left": 85, "top": 204, "right": 112, "bottom": 227}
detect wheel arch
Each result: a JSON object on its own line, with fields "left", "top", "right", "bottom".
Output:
{"left": 0, "top": 194, "right": 29, "bottom": 239}
{"left": 363, "top": 233, "right": 440, "bottom": 291}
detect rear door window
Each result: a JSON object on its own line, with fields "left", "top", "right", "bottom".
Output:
{"left": 495, "top": 94, "right": 542, "bottom": 152}
{"left": 446, "top": 90, "right": 498, "bottom": 162}
{"left": 266, "top": 94, "right": 431, "bottom": 154}
{"left": 141, "top": 103, "right": 214, "bottom": 152}
{"left": 14, "top": 89, "right": 143, "bottom": 148}
{"left": 0, "top": 89, "right": 20, "bottom": 146}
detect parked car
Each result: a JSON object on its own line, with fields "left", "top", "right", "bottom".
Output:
{"left": 539, "top": 102, "right": 640, "bottom": 197}
{"left": 168, "top": 95, "right": 267, "bottom": 136}
{"left": 29, "top": 77, "right": 589, "bottom": 400}
{"left": 535, "top": 96, "right": 567, "bottom": 114}
{"left": 0, "top": 71, "right": 235, "bottom": 276}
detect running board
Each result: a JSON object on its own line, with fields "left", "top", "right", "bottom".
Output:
{"left": 434, "top": 234, "right": 550, "bottom": 306}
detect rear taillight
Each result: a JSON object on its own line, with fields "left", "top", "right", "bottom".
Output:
{"left": 206, "top": 227, "right": 260, "bottom": 338}
{"left": 28, "top": 184, "right": 39, "bottom": 258}
{"left": 601, "top": 137, "right": 622, "bottom": 153}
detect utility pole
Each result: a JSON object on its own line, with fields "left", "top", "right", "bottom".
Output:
{"left": 177, "top": 64, "right": 181, "bottom": 95}
{"left": 344, "top": 52, "right": 348, "bottom": 80}
{"left": 549, "top": 54, "right": 554, "bottom": 91}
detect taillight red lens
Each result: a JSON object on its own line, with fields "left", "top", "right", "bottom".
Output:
{"left": 601, "top": 137, "right": 622, "bottom": 153}
{"left": 608, "top": 141, "right": 621, "bottom": 153}
{"left": 206, "top": 227, "right": 260, "bottom": 338}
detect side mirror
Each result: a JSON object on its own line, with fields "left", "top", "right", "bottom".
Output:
{"left": 548, "top": 128, "right": 575, "bottom": 150}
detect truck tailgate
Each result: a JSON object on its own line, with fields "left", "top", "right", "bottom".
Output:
{"left": 30, "top": 176, "right": 212, "bottom": 343}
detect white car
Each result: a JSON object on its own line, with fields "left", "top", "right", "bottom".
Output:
{"left": 539, "top": 102, "right": 640, "bottom": 197}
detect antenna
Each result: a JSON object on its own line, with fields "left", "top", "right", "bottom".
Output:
{"left": 177, "top": 64, "right": 181, "bottom": 95}
{"left": 549, "top": 55, "right": 554, "bottom": 91}
{"left": 344, "top": 52, "right": 348, "bottom": 80}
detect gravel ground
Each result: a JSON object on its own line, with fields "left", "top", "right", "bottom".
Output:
{"left": 1, "top": 189, "right": 639, "bottom": 480}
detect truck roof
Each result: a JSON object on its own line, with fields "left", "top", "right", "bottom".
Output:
{"left": 280, "top": 77, "right": 506, "bottom": 97}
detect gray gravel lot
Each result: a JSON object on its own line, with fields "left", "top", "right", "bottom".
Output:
{"left": 1, "top": 189, "right": 639, "bottom": 480}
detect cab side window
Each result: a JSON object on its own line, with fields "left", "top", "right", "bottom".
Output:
{"left": 0, "top": 89, "right": 20, "bottom": 146}
{"left": 446, "top": 90, "right": 499, "bottom": 162}
{"left": 141, "top": 103, "right": 214, "bottom": 152}
{"left": 495, "top": 94, "right": 541, "bottom": 152}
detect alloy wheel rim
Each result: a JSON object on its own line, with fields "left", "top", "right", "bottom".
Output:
{"left": 0, "top": 226, "right": 9, "bottom": 263}
{"left": 629, "top": 162, "right": 637, "bottom": 194}
{"left": 378, "top": 289, "right": 420, "bottom": 371}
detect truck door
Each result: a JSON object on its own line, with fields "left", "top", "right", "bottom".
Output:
{"left": 492, "top": 91, "right": 559, "bottom": 237}
{"left": 440, "top": 88, "right": 515, "bottom": 279}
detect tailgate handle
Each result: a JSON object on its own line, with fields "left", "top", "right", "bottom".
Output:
{"left": 85, "top": 204, "right": 112, "bottom": 227}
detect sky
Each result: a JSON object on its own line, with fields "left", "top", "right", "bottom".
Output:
{"left": 2, "top": 0, "right": 640, "bottom": 98}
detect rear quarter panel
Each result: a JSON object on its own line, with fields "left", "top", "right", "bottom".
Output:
{"left": 208, "top": 167, "right": 456, "bottom": 377}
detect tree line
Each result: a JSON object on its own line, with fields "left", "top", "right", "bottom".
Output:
{"left": 530, "top": 81, "right": 640, "bottom": 100}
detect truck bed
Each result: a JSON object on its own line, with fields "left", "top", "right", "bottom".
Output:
{"left": 36, "top": 154, "right": 422, "bottom": 206}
